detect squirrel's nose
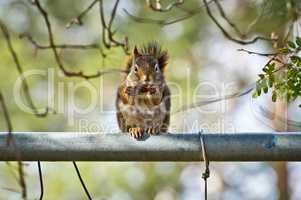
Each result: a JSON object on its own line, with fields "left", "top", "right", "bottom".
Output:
{"left": 142, "top": 75, "right": 150, "bottom": 82}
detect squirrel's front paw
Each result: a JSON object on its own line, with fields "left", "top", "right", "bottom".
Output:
{"left": 147, "top": 127, "right": 159, "bottom": 135}
{"left": 129, "top": 127, "right": 144, "bottom": 139}
{"left": 148, "top": 86, "right": 157, "bottom": 94}
{"left": 125, "top": 86, "right": 136, "bottom": 96}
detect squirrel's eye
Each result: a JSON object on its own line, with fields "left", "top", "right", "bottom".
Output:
{"left": 155, "top": 64, "right": 159, "bottom": 72}
{"left": 134, "top": 65, "right": 138, "bottom": 73}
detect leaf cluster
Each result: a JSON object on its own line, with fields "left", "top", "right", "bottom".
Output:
{"left": 253, "top": 37, "right": 301, "bottom": 107}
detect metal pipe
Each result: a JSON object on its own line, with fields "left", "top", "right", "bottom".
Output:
{"left": 0, "top": 132, "right": 300, "bottom": 161}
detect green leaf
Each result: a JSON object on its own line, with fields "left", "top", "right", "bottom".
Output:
{"left": 296, "top": 37, "right": 301, "bottom": 47}
{"left": 268, "top": 76, "right": 274, "bottom": 87}
{"left": 288, "top": 41, "right": 296, "bottom": 49}
{"left": 269, "top": 63, "right": 275, "bottom": 72}
{"left": 255, "top": 37, "right": 301, "bottom": 109}
{"left": 258, "top": 74, "right": 265, "bottom": 79}
{"left": 272, "top": 92, "right": 277, "bottom": 102}
{"left": 256, "top": 82, "right": 262, "bottom": 96}
{"left": 279, "top": 47, "right": 289, "bottom": 54}
{"left": 263, "top": 67, "right": 268, "bottom": 73}
{"left": 263, "top": 86, "right": 268, "bottom": 93}
{"left": 290, "top": 55, "right": 300, "bottom": 64}
{"left": 252, "top": 91, "right": 258, "bottom": 98}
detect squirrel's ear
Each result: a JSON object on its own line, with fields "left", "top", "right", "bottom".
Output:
{"left": 133, "top": 46, "right": 140, "bottom": 57}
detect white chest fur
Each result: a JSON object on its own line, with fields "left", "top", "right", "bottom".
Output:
{"left": 118, "top": 97, "right": 166, "bottom": 127}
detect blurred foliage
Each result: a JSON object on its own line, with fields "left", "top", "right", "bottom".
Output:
{"left": 253, "top": 37, "right": 301, "bottom": 107}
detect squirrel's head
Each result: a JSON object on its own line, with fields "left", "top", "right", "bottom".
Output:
{"left": 126, "top": 43, "right": 168, "bottom": 86}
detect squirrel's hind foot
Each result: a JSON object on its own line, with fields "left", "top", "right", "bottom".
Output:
{"left": 147, "top": 127, "right": 159, "bottom": 135}
{"left": 129, "top": 127, "right": 144, "bottom": 139}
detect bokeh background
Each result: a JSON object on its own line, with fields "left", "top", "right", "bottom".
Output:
{"left": 0, "top": 0, "right": 301, "bottom": 199}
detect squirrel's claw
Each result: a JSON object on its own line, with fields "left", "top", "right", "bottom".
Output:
{"left": 125, "top": 86, "right": 136, "bottom": 96}
{"left": 129, "top": 127, "right": 144, "bottom": 139}
{"left": 147, "top": 127, "right": 159, "bottom": 135}
{"left": 148, "top": 86, "right": 157, "bottom": 94}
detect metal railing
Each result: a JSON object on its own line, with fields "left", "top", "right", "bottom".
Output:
{"left": 0, "top": 132, "right": 300, "bottom": 161}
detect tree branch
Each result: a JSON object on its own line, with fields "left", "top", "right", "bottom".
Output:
{"left": 66, "top": 0, "right": 99, "bottom": 28}
{"left": 0, "top": 92, "right": 27, "bottom": 199}
{"left": 124, "top": 8, "right": 201, "bottom": 26}
{"left": 19, "top": 33, "right": 106, "bottom": 57}
{"left": 146, "top": 0, "right": 184, "bottom": 12}
{"left": 237, "top": 49, "right": 278, "bottom": 57}
{"left": 124, "top": 1, "right": 215, "bottom": 26}
{"left": 203, "top": 0, "right": 275, "bottom": 45}
{"left": 0, "top": 20, "right": 52, "bottom": 117}
{"left": 99, "top": 0, "right": 129, "bottom": 54}
{"left": 32, "top": 0, "right": 125, "bottom": 79}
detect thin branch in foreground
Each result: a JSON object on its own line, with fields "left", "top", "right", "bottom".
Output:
{"left": 0, "top": 92, "right": 27, "bottom": 199}
{"left": 73, "top": 162, "right": 92, "bottom": 200}
{"left": 66, "top": 0, "right": 99, "bottom": 28}
{"left": 17, "top": 162, "right": 27, "bottom": 200}
{"left": 203, "top": 0, "right": 275, "bottom": 45}
{"left": 1, "top": 21, "right": 50, "bottom": 199}
{"left": 0, "top": 21, "right": 52, "bottom": 117}
{"left": 0, "top": 92, "right": 13, "bottom": 146}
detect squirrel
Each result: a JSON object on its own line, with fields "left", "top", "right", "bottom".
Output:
{"left": 116, "top": 42, "right": 171, "bottom": 139}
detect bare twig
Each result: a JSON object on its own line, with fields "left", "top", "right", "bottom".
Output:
{"left": 20, "top": 33, "right": 99, "bottom": 50}
{"left": 17, "top": 162, "right": 27, "bottom": 200}
{"left": 125, "top": 1, "right": 216, "bottom": 26}
{"left": 146, "top": 0, "right": 184, "bottom": 12}
{"left": 203, "top": 0, "right": 275, "bottom": 45}
{"left": 238, "top": 49, "right": 285, "bottom": 69}
{"left": 0, "top": 92, "right": 27, "bottom": 199}
{"left": 66, "top": 0, "right": 99, "bottom": 28}
{"left": 0, "top": 21, "right": 52, "bottom": 117}
{"left": 245, "top": 0, "right": 269, "bottom": 34}
{"left": 124, "top": 8, "right": 201, "bottom": 26}
{"left": 5, "top": 162, "right": 20, "bottom": 185}
{"left": 1, "top": 20, "right": 51, "bottom": 200}
{"left": 237, "top": 49, "right": 278, "bottom": 57}
{"left": 32, "top": 0, "right": 125, "bottom": 79}
{"left": 213, "top": 0, "right": 244, "bottom": 37}
{"left": 99, "top": 0, "right": 129, "bottom": 54}
{"left": 174, "top": 50, "right": 288, "bottom": 114}
{"left": 173, "top": 83, "right": 255, "bottom": 114}
{"left": 99, "top": 0, "right": 109, "bottom": 48}
{"left": 19, "top": 33, "right": 106, "bottom": 57}
{"left": 0, "top": 92, "right": 13, "bottom": 146}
